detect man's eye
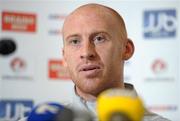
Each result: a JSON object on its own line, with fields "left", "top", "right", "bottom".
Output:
{"left": 94, "top": 35, "right": 105, "bottom": 44}
{"left": 70, "top": 39, "right": 80, "bottom": 45}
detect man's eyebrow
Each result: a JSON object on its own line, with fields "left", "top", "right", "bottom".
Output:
{"left": 65, "top": 34, "right": 80, "bottom": 41}
{"left": 91, "top": 31, "right": 111, "bottom": 37}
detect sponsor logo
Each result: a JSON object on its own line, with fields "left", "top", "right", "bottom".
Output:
{"left": 2, "top": 11, "right": 36, "bottom": 32}
{"left": 144, "top": 58, "right": 175, "bottom": 82}
{"left": 10, "top": 57, "right": 26, "bottom": 73}
{"left": 48, "top": 14, "right": 66, "bottom": 36}
{"left": 48, "top": 59, "right": 70, "bottom": 80}
{"left": 48, "top": 14, "right": 66, "bottom": 20}
{"left": 152, "top": 59, "right": 167, "bottom": 74}
{"left": 0, "top": 100, "right": 33, "bottom": 121}
{"left": 143, "top": 9, "right": 177, "bottom": 38}
{"left": 48, "top": 29, "right": 62, "bottom": 35}
{"left": 1, "top": 57, "right": 33, "bottom": 80}
{"left": 148, "top": 105, "right": 177, "bottom": 112}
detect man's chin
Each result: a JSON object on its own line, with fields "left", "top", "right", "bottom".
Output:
{"left": 75, "top": 78, "right": 105, "bottom": 94}
{"left": 82, "top": 86, "right": 104, "bottom": 96}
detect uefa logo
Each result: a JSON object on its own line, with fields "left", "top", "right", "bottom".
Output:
{"left": 143, "top": 9, "right": 177, "bottom": 38}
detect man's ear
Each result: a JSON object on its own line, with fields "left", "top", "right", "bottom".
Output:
{"left": 123, "top": 38, "right": 135, "bottom": 60}
{"left": 62, "top": 48, "right": 68, "bottom": 68}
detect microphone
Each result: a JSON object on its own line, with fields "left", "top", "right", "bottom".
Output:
{"left": 27, "top": 102, "right": 93, "bottom": 121}
{"left": 55, "top": 108, "right": 93, "bottom": 121}
{"left": 96, "top": 88, "right": 145, "bottom": 121}
{"left": 0, "top": 38, "right": 16, "bottom": 56}
{"left": 27, "top": 102, "right": 64, "bottom": 121}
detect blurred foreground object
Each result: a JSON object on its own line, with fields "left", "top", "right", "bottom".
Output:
{"left": 27, "top": 102, "right": 93, "bottom": 121}
{"left": 97, "top": 88, "right": 144, "bottom": 121}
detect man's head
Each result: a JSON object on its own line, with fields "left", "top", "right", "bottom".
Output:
{"left": 62, "top": 3, "right": 134, "bottom": 97}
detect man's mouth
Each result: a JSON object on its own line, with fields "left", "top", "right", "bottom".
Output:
{"left": 79, "top": 64, "right": 102, "bottom": 77}
{"left": 80, "top": 64, "right": 101, "bottom": 71}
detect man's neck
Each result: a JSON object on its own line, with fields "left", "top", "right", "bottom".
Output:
{"left": 75, "top": 82, "right": 125, "bottom": 101}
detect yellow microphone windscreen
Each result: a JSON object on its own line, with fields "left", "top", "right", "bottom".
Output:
{"left": 96, "top": 88, "right": 144, "bottom": 121}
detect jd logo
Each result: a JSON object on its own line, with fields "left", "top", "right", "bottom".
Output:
{"left": 143, "top": 9, "right": 177, "bottom": 38}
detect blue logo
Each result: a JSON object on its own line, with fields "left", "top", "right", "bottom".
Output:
{"left": 0, "top": 100, "right": 33, "bottom": 121}
{"left": 143, "top": 9, "right": 177, "bottom": 38}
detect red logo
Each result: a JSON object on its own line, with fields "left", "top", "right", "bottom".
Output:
{"left": 10, "top": 57, "right": 26, "bottom": 72}
{"left": 2, "top": 11, "right": 36, "bottom": 32}
{"left": 152, "top": 59, "right": 167, "bottom": 74}
{"left": 48, "top": 60, "right": 70, "bottom": 80}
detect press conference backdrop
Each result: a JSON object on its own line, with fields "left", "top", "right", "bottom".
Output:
{"left": 0, "top": 0, "right": 179, "bottom": 121}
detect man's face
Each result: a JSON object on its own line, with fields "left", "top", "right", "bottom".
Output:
{"left": 62, "top": 8, "right": 126, "bottom": 95}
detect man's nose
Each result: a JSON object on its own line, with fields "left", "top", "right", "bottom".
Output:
{"left": 80, "top": 41, "right": 96, "bottom": 60}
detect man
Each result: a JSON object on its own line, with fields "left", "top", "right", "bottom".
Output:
{"left": 20, "top": 3, "right": 170, "bottom": 121}
{"left": 62, "top": 3, "right": 170, "bottom": 121}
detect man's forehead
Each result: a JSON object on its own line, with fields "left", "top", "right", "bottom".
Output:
{"left": 63, "top": 4, "right": 121, "bottom": 31}
{"left": 66, "top": 4, "right": 118, "bottom": 21}
{"left": 63, "top": 5, "right": 115, "bottom": 33}
{"left": 62, "top": 3, "right": 127, "bottom": 39}
{"left": 72, "top": 4, "right": 111, "bottom": 14}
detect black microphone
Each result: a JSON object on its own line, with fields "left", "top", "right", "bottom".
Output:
{"left": 55, "top": 108, "right": 93, "bottom": 121}
{"left": 0, "top": 38, "right": 16, "bottom": 56}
